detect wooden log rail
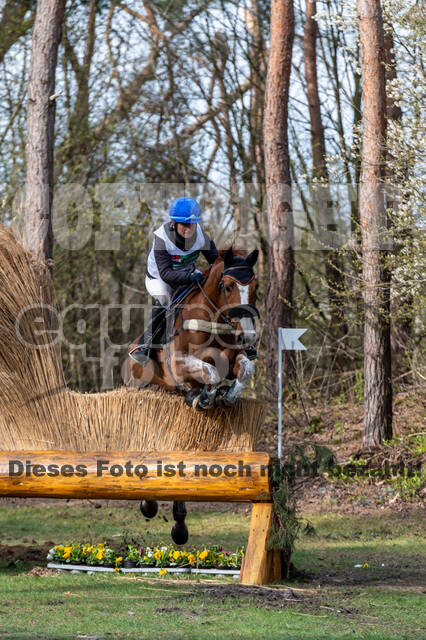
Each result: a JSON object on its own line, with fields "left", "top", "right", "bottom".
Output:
{"left": 0, "top": 450, "right": 281, "bottom": 585}
{"left": 0, "top": 450, "right": 271, "bottom": 502}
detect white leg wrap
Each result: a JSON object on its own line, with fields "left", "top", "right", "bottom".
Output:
{"left": 237, "top": 355, "right": 255, "bottom": 382}
{"left": 225, "top": 355, "right": 255, "bottom": 403}
{"left": 179, "top": 355, "right": 221, "bottom": 386}
{"left": 225, "top": 379, "right": 245, "bottom": 403}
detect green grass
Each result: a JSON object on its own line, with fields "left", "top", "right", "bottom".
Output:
{"left": 0, "top": 501, "right": 425, "bottom": 639}
{"left": 0, "top": 501, "right": 247, "bottom": 551}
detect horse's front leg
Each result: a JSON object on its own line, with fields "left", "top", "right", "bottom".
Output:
{"left": 222, "top": 352, "right": 255, "bottom": 405}
{"left": 176, "top": 354, "right": 221, "bottom": 410}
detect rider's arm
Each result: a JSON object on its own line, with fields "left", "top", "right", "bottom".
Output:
{"left": 153, "top": 236, "right": 194, "bottom": 285}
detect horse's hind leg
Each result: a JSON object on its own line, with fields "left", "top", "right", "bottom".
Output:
{"left": 171, "top": 501, "right": 188, "bottom": 545}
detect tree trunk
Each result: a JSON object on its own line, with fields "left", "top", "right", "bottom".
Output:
{"left": 24, "top": 0, "right": 66, "bottom": 264}
{"left": 247, "top": 0, "right": 267, "bottom": 277}
{"left": 264, "top": 0, "right": 295, "bottom": 381}
{"left": 357, "top": 0, "right": 392, "bottom": 446}
{"left": 303, "top": 0, "right": 347, "bottom": 339}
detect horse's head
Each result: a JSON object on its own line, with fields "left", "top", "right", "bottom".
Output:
{"left": 216, "top": 246, "right": 259, "bottom": 347}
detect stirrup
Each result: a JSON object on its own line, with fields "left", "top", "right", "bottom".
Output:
{"left": 129, "top": 345, "right": 151, "bottom": 366}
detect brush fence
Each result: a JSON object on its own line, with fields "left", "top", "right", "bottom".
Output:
{"left": 0, "top": 449, "right": 281, "bottom": 585}
{"left": 0, "top": 387, "right": 267, "bottom": 453}
{"left": 0, "top": 225, "right": 266, "bottom": 453}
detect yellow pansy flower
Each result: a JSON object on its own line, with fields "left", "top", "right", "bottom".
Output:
{"left": 173, "top": 550, "right": 180, "bottom": 560}
{"left": 96, "top": 549, "right": 104, "bottom": 560}
{"left": 159, "top": 568, "right": 167, "bottom": 575}
{"left": 116, "top": 557, "right": 123, "bottom": 564}
{"left": 199, "top": 550, "right": 208, "bottom": 560}
{"left": 154, "top": 550, "right": 162, "bottom": 560}
{"left": 188, "top": 554, "right": 196, "bottom": 563}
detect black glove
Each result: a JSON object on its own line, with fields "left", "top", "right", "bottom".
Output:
{"left": 189, "top": 269, "right": 204, "bottom": 284}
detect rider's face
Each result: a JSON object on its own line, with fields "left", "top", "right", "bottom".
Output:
{"left": 176, "top": 222, "right": 196, "bottom": 238}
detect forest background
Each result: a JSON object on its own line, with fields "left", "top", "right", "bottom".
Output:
{"left": 0, "top": 0, "right": 424, "bottom": 449}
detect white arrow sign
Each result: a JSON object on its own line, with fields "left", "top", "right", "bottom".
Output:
{"left": 277, "top": 327, "right": 308, "bottom": 460}
{"left": 278, "top": 328, "right": 307, "bottom": 351}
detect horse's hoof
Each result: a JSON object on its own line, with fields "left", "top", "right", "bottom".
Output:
{"left": 184, "top": 388, "right": 202, "bottom": 409}
{"left": 215, "top": 385, "right": 232, "bottom": 408}
{"left": 140, "top": 500, "right": 158, "bottom": 519}
{"left": 171, "top": 521, "right": 189, "bottom": 545}
{"left": 196, "top": 395, "right": 215, "bottom": 411}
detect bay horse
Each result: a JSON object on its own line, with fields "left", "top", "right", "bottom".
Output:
{"left": 121, "top": 246, "right": 259, "bottom": 545}
{"left": 121, "top": 246, "right": 260, "bottom": 411}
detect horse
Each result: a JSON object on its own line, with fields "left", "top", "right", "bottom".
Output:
{"left": 121, "top": 246, "right": 260, "bottom": 411}
{"left": 121, "top": 246, "right": 259, "bottom": 546}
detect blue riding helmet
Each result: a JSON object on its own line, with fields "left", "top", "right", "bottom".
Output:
{"left": 169, "top": 197, "right": 201, "bottom": 223}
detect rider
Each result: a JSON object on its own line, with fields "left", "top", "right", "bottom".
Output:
{"left": 133, "top": 197, "right": 219, "bottom": 361}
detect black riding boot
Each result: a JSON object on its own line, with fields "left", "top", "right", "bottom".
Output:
{"left": 130, "top": 302, "right": 165, "bottom": 365}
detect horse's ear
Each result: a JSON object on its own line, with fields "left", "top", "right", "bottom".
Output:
{"left": 246, "top": 249, "right": 259, "bottom": 267}
{"left": 223, "top": 246, "right": 234, "bottom": 267}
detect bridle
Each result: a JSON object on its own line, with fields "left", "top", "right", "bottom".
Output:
{"left": 195, "top": 264, "right": 260, "bottom": 329}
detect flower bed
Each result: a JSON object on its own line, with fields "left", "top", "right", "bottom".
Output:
{"left": 47, "top": 542, "right": 244, "bottom": 575}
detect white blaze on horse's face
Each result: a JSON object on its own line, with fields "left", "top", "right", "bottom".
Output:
{"left": 236, "top": 283, "right": 256, "bottom": 345}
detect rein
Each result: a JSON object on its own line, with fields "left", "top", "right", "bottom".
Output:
{"left": 196, "top": 281, "right": 235, "bottom": 327}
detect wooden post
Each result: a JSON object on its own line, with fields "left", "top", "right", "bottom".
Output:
{"left": 240, "top": 502, "right": 281, "bottom": 585}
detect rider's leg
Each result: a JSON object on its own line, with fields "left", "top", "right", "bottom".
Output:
{"left": 139, "top": 303, "right": 165, "bottom": 347}
{"left": 131, "top": 278, "right": 172, "bottom": 361}
{"left": 145, "top": 275, "right": 172, "bottom": 307}
{"left": 130, "top": 304, "right": 165, "bottom": 364}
